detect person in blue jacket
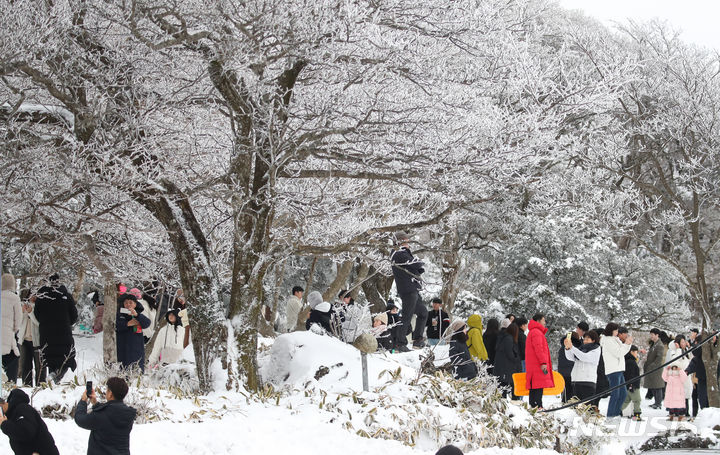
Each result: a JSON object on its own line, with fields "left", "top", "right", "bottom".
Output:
{"left": 116, "top": 294, "right": 151, "bottom": 372}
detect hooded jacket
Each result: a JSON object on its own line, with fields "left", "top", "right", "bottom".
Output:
{"left": 466, "top": 314, "right": 488, "bottom": 361}
{"left": 33, "top": 280, "right": 78, "bottom": 371}
{"left": 75, "top": 399, "right": 136, "bottom": 455}
{"left": 0, "top": 389, "right": 59, "bottom": 455}
{"left": 116, "top": 295, "right": 151, "bottom": 371}
{"left": 564, "top": 342, "right": 600, "bottom": 384}
{"left": 148, "top": 310, "right": 185, "bottom": 366}
{"left": 450, "top": 331, "right": 478, "bottom": 380}
{"left": 662, "top": 367, "right": 688, "bottom": 409}
{"left": 525, "top": 319, "right": 554, "bottom": 389}
{"left": 306, "top": 301, "right": 333, "bottom": 334}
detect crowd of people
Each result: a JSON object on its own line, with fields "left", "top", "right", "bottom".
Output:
{"left": 1, "top": 274, "right": 191, "bottom": 387}
{"left": 285, "top": 231, "right": 719, "bottom": 421}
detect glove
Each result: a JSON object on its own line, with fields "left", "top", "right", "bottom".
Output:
{"left": 540, "top": 364, "right": 548, "bottom": 375}
{"left": 178, "top": 308, "right": 190, "bottom": 327}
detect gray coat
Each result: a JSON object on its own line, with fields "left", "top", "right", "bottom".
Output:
{"left": 643, "top": 341, "right": 665, "bottom": 389}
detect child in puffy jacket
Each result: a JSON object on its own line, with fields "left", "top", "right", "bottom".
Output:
{"left": 662, "top": 365, "right": 688, "bottom": 421}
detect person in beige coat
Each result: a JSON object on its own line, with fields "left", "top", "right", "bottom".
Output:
{"left": 1, "top": 273, "right": 22, "bottom": 383}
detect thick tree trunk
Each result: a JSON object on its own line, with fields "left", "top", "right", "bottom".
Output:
{"left": 323, "top": 260, "right": 354, "bottom": 302}
{"left": 349, "top": 262, "right": 369, "bottom": 300}
{"left": 701, "top": 330, "right": 720, "bottom": 408}
{"left": 361, "top": 265, "right": 393, "bottom": 314}
{"left": 689, "top": 201, "right": 719, "bottom": 406}
{"left": 102, "top": 279, "right": 117, "bottom": 364}
{"left": 135, "top": 189, "right": 224, "bottom": 393}
{"left": 72, "top": 268, "right": 86, "bottom": 304}
{"left": 440, "top": 228, "right": 461, "bottom": 314}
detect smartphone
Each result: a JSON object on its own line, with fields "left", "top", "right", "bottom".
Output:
{"left": 566, "top": 332, "right": 572, "bottom": 341}
{"left": 119, "top": 308, "right": 132, "bottom": 315}
{"left": 86, "top": 381, "right": 93, "bottom": 397}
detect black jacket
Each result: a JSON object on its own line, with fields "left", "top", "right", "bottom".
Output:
{"left": 623, "top": 353, "right": 641, "bottom": 391}
{"left": 0, "top": 389, "right": 59, "bottom": 455}
{"left": 425, "top": 309, "right": 450, "bottom": 340}
{"left": 493, "top": 331, "right": 521, "bottom": 384}
{"left": 483, "top": 331, "right": 498, "bottom": 366}
{"left": 449, "top": 335, "right": 478, "bottom": 380}
{"left": 557, "top": 336, "right": 581, "bottom": 377}
{"left": 306, "top": 308, "right": 333, "bottom": 333}
{"left": 75, "top": 400, "right": 136, "bottom": 455}
{"left": 685, "top": 349, "right": 706, "bottom": 383}
{"left": 33, "top": 283, "right": 78, "bottom": 367}
{"left": 390, "top": 247, "right": 424, "bottom": 294}
{"left": 518, "top": 331, "right": 527, "bottom": 361}
{"left": 116, "top": 300, "right": 151, "bottom": 371}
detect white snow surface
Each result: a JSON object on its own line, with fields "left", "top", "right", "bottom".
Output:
{"left": 1, "top": 331, "right": 718, "bottom": 454}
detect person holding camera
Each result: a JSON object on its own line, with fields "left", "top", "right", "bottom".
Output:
{"left": 75, "top": 377, "right": 136, "bottom": 455}
{"left": 0, "top": 388, "right": 59, "bottom": 455}
{"left": 116, "top": 294, "right": 151, "bottom": 372}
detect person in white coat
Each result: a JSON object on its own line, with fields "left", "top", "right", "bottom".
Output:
{"left": 599, "top": 323, "right": 633, "bottom": 418}
{"left": 17, "top": 291, "right": 43, "bottom": 386}
{"left": 563, "top": 329, "right": 601, "bottom": 401}
{"left": 148, "top": 309, "right": 185, "bottom": 366}
{"left": 1, "top": 273, "right": 22, "bottom": 383}
{"left": 285, "top": 286, "right": 304, "bottom": 333}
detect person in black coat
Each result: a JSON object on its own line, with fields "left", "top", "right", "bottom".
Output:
{"left": 446, "top": 320, "right": 478, "bottom": 380}
{"left": 685, "top": 346, "right": 709, "bottom": 416}
{"left": 390, "top": 232, "right": 428, "bottom": 351}
{"left": 75, "top": 376, "right": 136, "bottom": 455}
{"left": 385, "top": 302, "right": 404, "bottom": 350}
{"left": 494, "top": 323, "right": 522, "bottom": 398}
{"left": 482, "top": 318, "right": 500, "bottom": 373}
{"left": 33, "top": 274, "right": 79, "bottom": 380}
{"left": 116, "top": 294, "right": 151, "bottom": 372}
{"left": 515, "top": 317, "right": 528, "bottom": 371}
{"left": 621, "top": 346, "right": 642, "bottom": 420}
{"left": 0, "top": 389, "right": 59, "bottom": 455}
{"left": 305, "top": 301, "right": 333, "bottom": 334}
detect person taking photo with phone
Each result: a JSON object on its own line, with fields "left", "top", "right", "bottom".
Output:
{"left": 75, "top": 376, "right": 136, "bottom": 455}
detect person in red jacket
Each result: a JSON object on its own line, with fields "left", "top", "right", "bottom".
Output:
{"left": 525, "top": 313, "right": 554, "bottom": 408}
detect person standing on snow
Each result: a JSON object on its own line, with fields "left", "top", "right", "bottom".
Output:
{"left": 390, "top": 231, "right": 428, "bottom": 351}
{"left": 116, "top": 294, "right": 151, "bottom": 372}
{"left": 465, "top": 314, "right": 488, "bottom": 362}
{"left": 525, "top": 313, "right": 554, "bottom": 409}
{"left": 33, "top": 273, "right": 78, "bottom": 381}
{"left": 599, "top": 323, "right": 633, "bottom": 418}
{"left": 425, "top": 298, "right": 450, "bottom": 346}
{"left": 285, "top": 286, "right": 304, "bottom": 333}
{"left": 1, "top": 273, "right": 22, "bottom": 383}
{"left": 148, "top": 309, "right": 186, "bottom": 366}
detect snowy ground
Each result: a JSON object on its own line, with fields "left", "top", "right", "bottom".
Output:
{"left": 1, "top": 332, "right": 719, "bottom": 454}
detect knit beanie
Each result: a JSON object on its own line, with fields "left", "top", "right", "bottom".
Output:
{"left": 307, "top": 291, "right": 323, "bottom": 309}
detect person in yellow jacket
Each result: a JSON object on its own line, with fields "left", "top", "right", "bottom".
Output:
{"left": 466, "top": 314, "right": 489, "bottom": 361}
